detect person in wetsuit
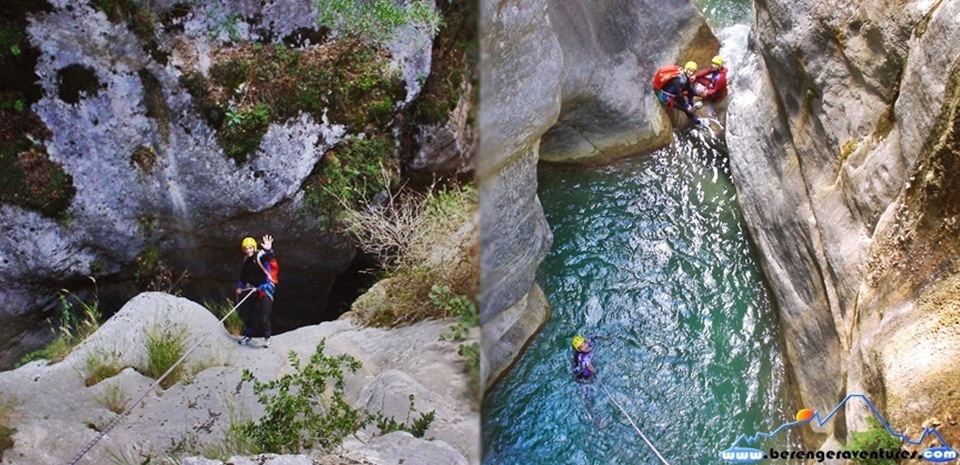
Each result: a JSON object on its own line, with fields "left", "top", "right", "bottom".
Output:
{"left": 652, "top": 61, "right": 702, "bottom": 125}
{"left": 236, "top": 234, "right": 278, "bottom": 348}
{"left": 572, "top": 334, "right": 595, "bottom": 381}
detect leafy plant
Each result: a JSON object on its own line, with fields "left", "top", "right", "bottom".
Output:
{"left": 140, "top": 322, "right": 188, "bottom": 389}
{"left": 430, "top": 284, "right": 478, "bottom": 341}
{"left": 225, "top": 106, "right": 245, "bottom": 128}
{"left": 369, "top": 394, "right": 435, "bottom": 438}
{"left": 219, "top": 103, "right": 271, "bottom": 163}
{"left": 306, "top": 135, "right": 396, "bottom": 219}
{"left": 224, "top": 13, "right": 241, "bottom": 42}
{"left": 457, "top": 341, "right": 480, "bottom": 400}
{"left": 844, "top": 417, "right": 901, "bottom": 465}
{"left": 234, "top": 340, "right": 365, "bottom": 453}
{"left": 233, "top": 340, "right": 434, "bottom": 453}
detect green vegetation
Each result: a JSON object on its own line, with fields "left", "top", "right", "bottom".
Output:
{"left": 93, "top": 381, "right": 129, "bottom": 415}
{"left": 304, "top": 134, "right": 396, "bottom": 219}
{"left": 316, "top": 0, "right": 442, "bottom": 46}
{"left": 181, "top": 42, "right": 404, "bottom": 164}
{"left": 844, "top": 417, "right": 901, "bottom": 465}
{"left": 430, "top": 283, "right": 480, "bottom": 398}
{"left": 0, "top": 392, "right": 17, "bottom": 461}
{"left": 204, "top": 299, "right": 245, "bottom": 336}
{"left": 18, "top": 284, "right": 102, "bottom": 366}
{"left": 233, "top": 340, "right": 435, "bottom": 454}
{"left": 346, "top": 184, "right": 478, "bottom": 327}
{"left": 430, "top": 284, "right": 478, "bottom": 341}
{"left": 219, "top": 103, "right": 271, "bottom": 162}
{"left": 84, "top": 349, "right": 124, "bottom": 386}
{"left": 0, "top": 4, "right": 72, "bottom": 219}
{"left": 370, "top": 393, "right": 435, "bottom": 438}
{"left": 457, "top": 341, "right": 480, "bottom": 396}
{"left": 407, "top": 0, "right": 474, "bottom": 126}
{"left": 133, "top": 248, "right": 190, "bottom": 294}
{"left": 91, "top": 0, "right": 166, "bottom": 64}
{"left": 140, "top": 322, "right": 188, "bottom": 389}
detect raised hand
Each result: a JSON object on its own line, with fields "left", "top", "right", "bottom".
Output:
{"left": 261, "top": 234, "right": 273, "bottom": 250}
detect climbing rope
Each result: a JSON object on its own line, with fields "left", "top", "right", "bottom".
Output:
{"left": 67, "top": 288, "right": 257, "bottom": 465}
{"left": 600, "top": 382, "right": 672, "bottom": 465}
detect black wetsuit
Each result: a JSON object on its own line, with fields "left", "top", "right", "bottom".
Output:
{"left": 237, "top": 249, "right": 276, "bottom": 338}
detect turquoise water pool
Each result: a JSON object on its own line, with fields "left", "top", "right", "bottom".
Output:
{"left": 482, "top": 132, "right": 800, "bottom": 464}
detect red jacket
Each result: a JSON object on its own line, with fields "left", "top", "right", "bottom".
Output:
{"left": 694, "top": 67, "right": 728, "bottom": 101}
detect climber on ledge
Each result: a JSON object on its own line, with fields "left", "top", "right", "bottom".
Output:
{"left": 693, "top": 55, "right": 728, "bottom": 105}
{"left": 236, "top": 234, "right": 279, "bottom": 349}
{"left": 652, "top": 61, "right": 702, "bottom": 125}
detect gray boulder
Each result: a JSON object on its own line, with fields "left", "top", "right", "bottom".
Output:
{"left": 0, "top": 292, "right": 478, "bottom": 464}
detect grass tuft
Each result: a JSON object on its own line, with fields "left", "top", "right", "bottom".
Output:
{"left": 203, "top": 298, "right": 245, "bottom": 336}
{"left": 0, "top": 392, "right": 17, "bottom": 461}
{"left": 18, "top": 281, "right": 102, "bottom": 366}
{"left": 84, "top": 349, "right": 124, "bottom": 386}
{"left": 140, "top": 322, "right": 188, "bottom": 389}
{"left": 93, "top": 381, "right": 129, "bottom": 415}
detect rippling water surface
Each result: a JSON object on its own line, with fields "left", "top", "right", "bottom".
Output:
{"left": 482, "top": 133, "right": 800, "bottom": 464}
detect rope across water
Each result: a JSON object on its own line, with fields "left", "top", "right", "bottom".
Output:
{"left": 599, "top": 382, "right": 672, "bottom": 465}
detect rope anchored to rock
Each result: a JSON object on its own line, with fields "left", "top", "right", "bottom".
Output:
{"left": 66, "top": 288, "right": 257, "bottom": 465}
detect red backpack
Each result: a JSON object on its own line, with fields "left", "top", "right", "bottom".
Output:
{"left": 652, "top": 65, "right": 682, "bottom": 91}
{"left": 256, "top": 252, "right": 279, "bottom": 285}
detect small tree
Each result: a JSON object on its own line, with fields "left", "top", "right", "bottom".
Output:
{"left": 234, "top": 340, "right": 435, "bottom": 454}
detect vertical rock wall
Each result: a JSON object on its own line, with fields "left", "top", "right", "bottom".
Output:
{"left": 728, "top": 0, "right": 960, "bottom": 448}
{"left": 478, "top": 0, "right": 560, "bottom": 390}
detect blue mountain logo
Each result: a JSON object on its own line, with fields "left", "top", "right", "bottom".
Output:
{"left": 720, "top": 394, "right": 958, "bottom": 463}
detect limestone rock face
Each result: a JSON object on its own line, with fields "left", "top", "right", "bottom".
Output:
{"left": 0, "top": 0, "right": 456, "bottom": 368}
{"left": 728, "top": 0, "right": 960, "bottom": 446}
{"left": 477, "top": 0, "right": 560, "bottom": 390}
{"left": 0, "top": 293, "right": 479, "bottom": 465}
{"left": 539, "top": 0, "right": 719, "bottom": 162}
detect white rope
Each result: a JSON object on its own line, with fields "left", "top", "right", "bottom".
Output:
{"left": 67, "top": 288, "right": 257, "bottom": 465}
{"left": 600, "top": 383, "right": 672, "bottom": 465}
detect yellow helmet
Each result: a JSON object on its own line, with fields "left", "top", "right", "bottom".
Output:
{"left": 571, "top": 335, "right": 586, "bottom": 350}
{"left": 241, "top": 237, "right": 257, "bottom": 249}
{"left": 683, "top": 61, "right": 698, "bottom": 73}
{"left": 711, "top": 55, "right": 724, "bottom": 67}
